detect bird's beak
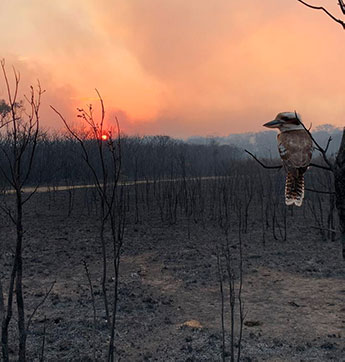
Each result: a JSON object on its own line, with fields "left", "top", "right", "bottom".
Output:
{"left": 263, "top": 119, "right": 282, "bottom": 128}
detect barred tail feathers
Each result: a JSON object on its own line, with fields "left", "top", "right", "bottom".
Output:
{"left": 285, "top": 173, "right": 295, "bottom": 206}
{"left": 285, "top": 172, "right": 304, "bottom": 207}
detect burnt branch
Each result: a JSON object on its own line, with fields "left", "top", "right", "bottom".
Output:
{"left": 50, "top": 105, "right": 106, "bottom": 203}
{"left": 297, "top": 0, "right": 345, "bottom": 29}
{"left": 245, "top": 149, "right": 332, "bottom": 172}
{"left": 311, "top": 226, "right": 338, "bottom": 234}
{"left": 340, "top": 0, "right": 345, "bottom": 15}
{"left": 83, "top": 260, "right": 97, "bottom": 362}
{"left": 244, "top": 150, "right": 282, "bottom": 169}
{"left": 27, "top": 281, "right": 55, "bottom": 331}
{"left": 295, "top": 3, "right": 345, "bottom": 257}
{"left": 22, "top": 184, "right": 40, "bottom": 205}
{"left": 295, "top": 111, "right": 334, "bottom": 171}
{"left": 309, "top": 162, "right": 332, "bottom": 171}
{"left": 0, "top": 278, "right": 4, "bottom": 323}
{"left": 305, "top": 187, "right": 335, "bottom": 195}
{"left": 324, "top": 136, "right": 333, "bottom": 154}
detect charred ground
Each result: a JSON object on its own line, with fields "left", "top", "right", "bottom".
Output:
{"left": 1, "top": 167, "right": 344, "bottom": 361}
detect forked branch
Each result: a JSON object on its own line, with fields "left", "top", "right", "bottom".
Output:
{"left": 295, "top": 111, "right": 334, "bottom": 171}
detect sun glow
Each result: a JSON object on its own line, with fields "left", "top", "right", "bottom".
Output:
{"left": 101, "top": 134, "right": 108, "bottom": 141}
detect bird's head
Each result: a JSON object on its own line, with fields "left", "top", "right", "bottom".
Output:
{"left": 263, "top": 112, "right": 303, "bottom": 132}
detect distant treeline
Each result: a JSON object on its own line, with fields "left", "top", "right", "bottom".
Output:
{"left": 0, "top": 122, "right": 341, "bottom": 188}
{"left": 187, "top": 124, "right": 343, "bottom": 158}
{"left": 0, "top": 134, "right": 242, "bottom": 187}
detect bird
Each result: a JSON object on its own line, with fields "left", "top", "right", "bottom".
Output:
{"left": 263, "top": 112, "right": 313, "bottom": 206}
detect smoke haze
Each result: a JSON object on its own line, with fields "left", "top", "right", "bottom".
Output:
{"left": 0, "top": 0, "right": 344, "bottom": 136}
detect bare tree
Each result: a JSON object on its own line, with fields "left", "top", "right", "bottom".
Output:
{"left": 297, "top": 0, "right": 345, "bottom": 260}
{"left": 0, "top": 59, "right": 43, "bottom": 361}
{"left": 334, "top": 135, "right": 345, "bottom": 256}
{"left": 216, "top": 177, "right": 245, "bottom": 362}
{"left": 51, "top": 92, "right": 125, "bottom": 361}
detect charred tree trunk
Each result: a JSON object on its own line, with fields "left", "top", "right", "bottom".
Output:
{"left": 15, "top": 189, "right": 26, "bottom": 362}
{"left": 0, "top": 60, "right": 41, "bottom": 361}
{"left": 297, "top": 0, "right": 345, "bottom": 259}
{"left": 334, "top": 129, "right": 345, "bottom": 259}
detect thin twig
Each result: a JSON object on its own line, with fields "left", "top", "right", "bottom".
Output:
{"left": 305, "top": 187, "right": 335, "bottom": 195}
{"left": 309, "top": 162, "right": 332, "bottom": 171}
{"left": 39, "top": 316, "right": 46, "bottom": 362}
{"left": 216, "top": 250, "right": 226, "bottom": 362}
{"left": 311, "top": 226, "right": 338, "bottom": 234}
{"left": 324, "top": 136, "right": 332, "bottom": 154}
{"left": 51, "top": 105, "right": 111, "bottom": 209}
{"left": 22, "top": 184, "right": 40, "bottom": 205}
{"left": 27, "top": 281, "right": 55, "bottom": 331}
{"left": 0, "top": 204, "right": 16, "bottom": 224}
{"left": 0, "top": 278, "right": 4, "bottom": 322}
{"left": 237, "top": 216, "right": 244, "bottom": 362}
{"left": 83, "top": 260, "right": 97, "bottom": 362}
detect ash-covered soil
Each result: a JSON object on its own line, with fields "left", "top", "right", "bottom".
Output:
{"left": 0, "top": 186, "right": 344, "bottom": 361}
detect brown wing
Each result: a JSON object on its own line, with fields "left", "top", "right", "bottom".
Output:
{"left": 277, "top": 130, "right": 313, "bottom": 173}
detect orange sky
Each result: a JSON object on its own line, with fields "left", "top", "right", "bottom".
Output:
{"left": 0, "top": 0, "right": 344, "bottom": 137}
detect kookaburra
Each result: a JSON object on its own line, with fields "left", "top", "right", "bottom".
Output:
{"left": 263, "top": 112, "right": 313, "bottom": 206}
